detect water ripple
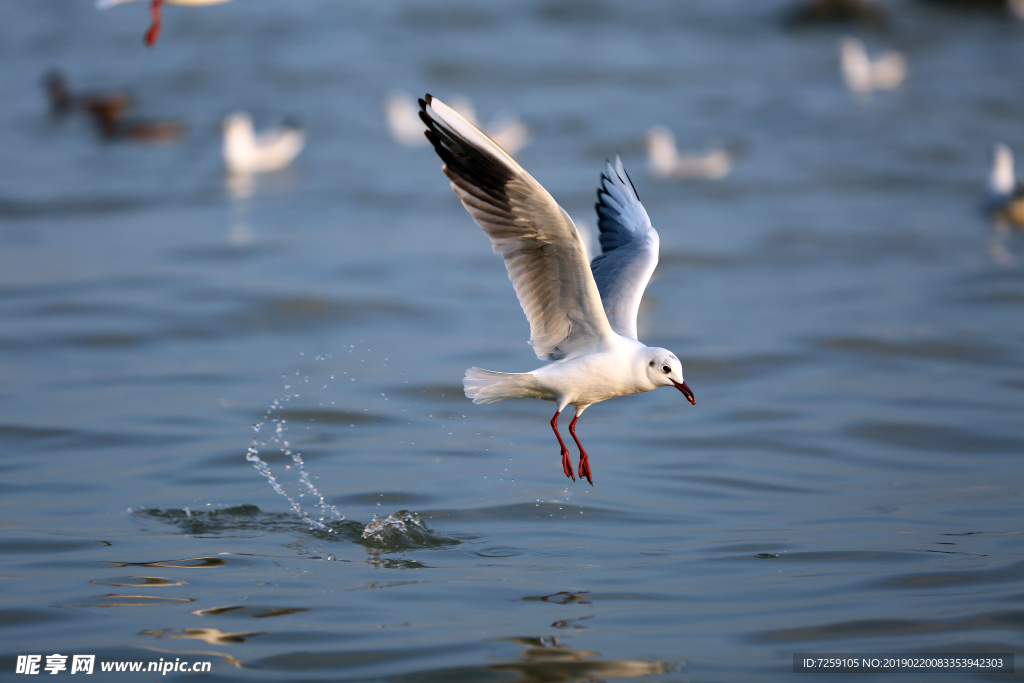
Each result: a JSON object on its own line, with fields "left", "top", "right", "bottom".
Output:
{"left": 678, "top": 353, "right": 799, "bottom": 382}
{"left": 815, "top": 336, "right": 1006, "bottom": 364}
{"left": 846, "top": 422, "right": 1024, "bottom": 454}
{"left": 871, "top": 559, "right": 1024, "bottom": 590}
{"left": 136, "top": 505, "right": 364, "bottom": 541}
{"left": 423, "top": 502, "right": 638, "bottom": 524}
{"left": 753, "top": 609, "right": 1024, "bottom": 643}
{"left": 271, "top": 408, "right": 394, "bottom": 425}
{"left": 0, "top": 424, "right": 195, "bottom": 451}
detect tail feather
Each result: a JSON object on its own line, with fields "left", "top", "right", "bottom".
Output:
{"left": 463, "top": 367, "right": 542, "bottom": 404}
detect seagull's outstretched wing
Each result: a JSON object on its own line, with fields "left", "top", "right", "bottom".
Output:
{"left": 589, "top": 157, "right": 659, "bottom": 341}
{"left": 420, "top": 94, "right": 614, "bottom": 361}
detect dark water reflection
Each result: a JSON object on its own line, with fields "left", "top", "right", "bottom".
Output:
{"left": 2, "top": 0, "right": 1024, "bottom": 681}
{"left": 253, "top": 637, "right": 674, "bottom": 682}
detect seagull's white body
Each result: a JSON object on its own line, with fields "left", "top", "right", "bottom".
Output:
{"left": 387, "top": 91, "right": 531, "bottom": 155}
{"left": 222, "top": 112, "right": 305, "bottom": 175}
{"left": 420, "top": 95, "right": 694, "bottom": 484}
{"left": 646, "top": 126, "right": 733, "bottom": 180}
{"left": 839, "top": 37, "right": 907, "bottom": 95}
{"left": 989, "top": 143, "right": 1017, "bottom": 200}
{"left": 468, "top": 335, "right": 667, "bottom": 406}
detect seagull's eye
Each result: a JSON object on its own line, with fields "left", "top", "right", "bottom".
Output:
{"left": 649, "top": 361, "right": 655, "bottom": 367}
{"left": 662, "top": 365, "right": 670, "bottom": 373}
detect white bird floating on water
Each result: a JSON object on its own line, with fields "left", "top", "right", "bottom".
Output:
{"left": 222, "top": 112, "right": 305, "bottom": 176}
{"left": 419, "top": 94, "right": 695, "bottom": 485}
{"left": 386, "top": 90, "right": 531, "bottom": 156}
{"left": 97, "top": 0, "right": 233, "bottom": 47}
{"left": 646, "top": 126, "right": 734, "bottom": 180}
{"left": 839, "top": 36, "right": 907, "bottom": 95}
{"left": 987, "top": 143, "right": 1024, "bottom": 228}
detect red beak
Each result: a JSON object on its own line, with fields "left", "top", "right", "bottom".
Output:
{"left": 671, "top": 379, "right": 696, "bottom": 405}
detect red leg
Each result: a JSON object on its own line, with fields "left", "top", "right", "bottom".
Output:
{"left": 550, "top": 411, "right": 574, "bottom": 481}
{"left": 145, "top": 0, "right": 164, "bottom": 48}
{"left": 568, "top": 414, "right": 592, "bottom": 485}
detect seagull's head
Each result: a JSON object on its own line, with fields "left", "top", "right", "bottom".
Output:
{"left": 222, "top": 111, "right": 252, "bottom": 135}
{"left": 645, "top": 349, "right": 695, "bottom": 405}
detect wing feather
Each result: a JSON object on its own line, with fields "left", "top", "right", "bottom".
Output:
{"left": 589, "top": 157, "right": 659, "bottom": 341}
{"left": 420, "top": 95, "right": 613, "bottom": 360}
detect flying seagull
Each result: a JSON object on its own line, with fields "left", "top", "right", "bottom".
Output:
{"left": 419, "top": 94, "right": 695, "bottom": 485}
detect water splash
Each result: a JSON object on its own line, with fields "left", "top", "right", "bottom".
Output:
{"left": 134, "top": 506, "right": 458, "bottom": 553}
{"left": 359, "top": 510, "right": 454, "bottom": 550}
{"left": 244, "top": 360, "right": 459, "bottom": 552}
{"left": 246, "top": 390, "right": 345, "bottom": 534}
{"left": 362, "top": 510, "right": 427, "bottom": 541}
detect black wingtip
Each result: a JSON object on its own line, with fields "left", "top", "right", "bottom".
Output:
{"left": 418, "top": 95, "right": 433, "bottom": 135}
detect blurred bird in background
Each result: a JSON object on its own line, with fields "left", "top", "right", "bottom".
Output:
{"left": 986, "top": 143, "right": 1024, "bottom": 229}
{"left": 917, "top": 0, "right": 1023, "bottom": 17}
{"left": 784, "top": 0, "right": 886, "bottom": 27}
{"left": 222, "top": 112, "right": 305, "bottom": 175}
{"left": 43, "top": 70, "right": 183, "bottom": 143}
{"left": 985, "top": 143, "right": 1023, "bottom": 265}
{"left": 90, "top": 104, "right": 184, "bottom": 143}
{"left": 839, "top": 37, "right": 908, "bottom": 95}
{"left": 43, "top": 70, "right": 133, "bottom": 118}
{"left": 645, "top": 126, "right": 734, "bottom": 181}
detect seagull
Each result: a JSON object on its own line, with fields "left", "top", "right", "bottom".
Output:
{"left": 839, "top": 37, "right": 908, "bottom": 95}
{"left": 97, "top": 0, "right": 233, "bottom": 48}
{"left": 386, "top": 91, "right": 532, "bottom": 155}
{"left": 987, "top": 143, "right": 1024, "bottom": 229}
{"left": 645, "top": 126, "right": 734, "bottom": 181}
{"left": 222, "top": 112, "right": 305, "bottom": 175}
{"left": 419, "top": 95, "right": 695, "bottom": 485}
